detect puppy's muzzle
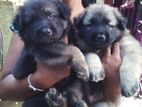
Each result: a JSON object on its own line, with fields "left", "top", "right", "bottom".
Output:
{"left": 90, "top": 26, "right": 110, "bottom": 44}
{"left": 92, "top": 32, "right": 109, "bottom": 43}
{"left": 90, "top": 31, "right": 111, "bottom": 49}
{"left": 96, "top": 34, "right": 106, "bottom": 42}
{"left": 42, "top": 28, "right": 52, "bottom": 37}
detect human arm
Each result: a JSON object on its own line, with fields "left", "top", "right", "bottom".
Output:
{"left": 102, "top": 42, "right": 122, "bottom": 103}
{"left": 0, "top": 33, "right": 71, "bottom": 101}
{"left": 64, "top": 0, "right": 84, "bottom": 21}
{"left": 0, "top": 0, "right": 83, "bottom": 101}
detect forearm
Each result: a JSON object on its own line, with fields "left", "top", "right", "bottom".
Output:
{"left": 102, "top": 79, "right": 121, "bottom": 103}
{"left": 102, "top": 43, "right": 122, "bottom": 104}
{"left": 1, "top": 33, "right": 24, "bottom": 78}
{"left": 0, "top": 33, "right": 33, "bottom": 101}
{"left": 0, "top": 32, "right": 71, "bottom": 101}
{"left": 0, "top": 64, "right": 71, "bottom": 101}
{"left": 0, "top": 74, "right": 38, "bottom": 101}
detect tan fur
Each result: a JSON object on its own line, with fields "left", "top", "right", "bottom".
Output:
{"left": 81, "top": 4, "right": 142, "bottom": 107}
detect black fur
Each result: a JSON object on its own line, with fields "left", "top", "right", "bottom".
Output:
{"left": 12, "top": 0, "right": 71, "bottom": 78}
{"left": 12, "top": 0, "right": 90, "bottom": 107}
{"left": 82, "top": 0, "right": 96, "bottom": 8}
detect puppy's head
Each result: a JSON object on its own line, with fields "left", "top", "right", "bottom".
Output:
{"left": 12, "top": 0, "right": 70, "bottom": 46}
{"left": 75, "top": 4, "right": 126, "bottom": 51}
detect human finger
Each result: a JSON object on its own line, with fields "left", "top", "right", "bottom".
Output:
{"left": 105, "top": 46, "right": 111, "bottom": 57}
{"left": 112, "top": 42, "right": 120, "bottom": 58}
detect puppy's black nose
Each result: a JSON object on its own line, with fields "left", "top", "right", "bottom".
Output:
{"left": 96, "top": 35, "right": 106, "bottom": 42}
{"left": 42, "top": 28, "right": 52, "bottom": 36}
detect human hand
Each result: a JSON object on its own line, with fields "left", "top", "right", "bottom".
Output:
{"left": 102, "top": 42, "right": 121, "bottom": 84}
{"left": 31, "top": 63, "right": 71, "bottom": 90}
{"left": 29, "top": 35, "right": 70, "bottom": 90}
{"left": 102, "top": 42, "right": 122, "bottom": 102}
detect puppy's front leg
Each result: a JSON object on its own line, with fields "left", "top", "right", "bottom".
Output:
{"left": 62, "top": 45, "right": 89, "bottom": 81}
{"left": 65, "top": 80, "right": 88, "bottom": 107}
{"left": 45, "top": 80, "right": 88, "bottom": 107}
{"left": 85, "top": 53, "right": 105, "bottom": 82}
{"left": 120, "top": 54, "right": 142, "bottom": 97}
{"left": 63, "top": 45, "right": 89, "bottom": 81}
{"left": 120, "top": 34, "right": 142, "bottom": 97}
{"left": 13, "top": 48, "right": 36, "bottom": 79}
{"left": 36, "top": 43, "right": 89, "bottom": 81}
{"left": 45, "top": 88, "right": 67, "bottom": 107}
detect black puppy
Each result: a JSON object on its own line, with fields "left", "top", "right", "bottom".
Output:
{"left": 12, "top": 0, "right": 90, "bottom": 106}
{"left": 12, "top": 0, "right": 89, "bottom": 80}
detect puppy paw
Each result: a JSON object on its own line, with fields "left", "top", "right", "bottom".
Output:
{"left": 85, "top": 53, "right": 105, "bottom": 82}
{"left": 121, "top": 79, "right": 139, "bottom": 97}
{"left": 45, "top": 88, "right": 67, "bottom": 107}
{"left": 74, "top": 63, "right": 89, "bottom": 81}
{"left": 120, "top": 63, "right": 141, "bottom": 97}
{"left": 89, "top": 67, "right": 105, "bottom": 82}
{"left": 120, "top": 73, "right": 139, "bottom": 97}
{"left": 74, "top": 100, "right": 88, "bottom": 107}
{"left": 67, "top": 46, "right": 90, "bottom": 81}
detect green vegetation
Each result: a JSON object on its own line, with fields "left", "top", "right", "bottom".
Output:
{"left": 0, "top": 1, "right": 22, "bottom": 107}
{"left": 0, "top": 1, "right": 14, "bottom": 62}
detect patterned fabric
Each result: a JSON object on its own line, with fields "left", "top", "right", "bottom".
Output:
{"left": 118, "top": 0, "right": 142, "bottom": 96}
{"left": 134, "top": 20, "right": 142, "bottom": 46}
{"left": 134, "top": 1, "right": 142, "bottom": 46}
{"left": 133, "top": 1, "right": 142, "bottom": 96}
{"left": 120, "top": 0, "right": 136, "bottom": 31}
{"left": 0, "top": 26, "right": 3, "bottom": 70}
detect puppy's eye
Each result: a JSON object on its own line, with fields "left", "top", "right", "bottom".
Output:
{"left": 107, "top": 24, "right": 115, "bottom": 28}
{"left": 85, "top": 24, "right": 92, "bottom": 27}
{"left": 48, "top": 15, "right": 55, "bottom": 20}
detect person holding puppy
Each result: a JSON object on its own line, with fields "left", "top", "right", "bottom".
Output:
{"left": 0, "top": 0, "right": 121, "bottom": 107}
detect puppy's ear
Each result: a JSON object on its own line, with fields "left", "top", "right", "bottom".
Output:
{"left": 82, "top": 0, "right": 96, "bottom": 8}
{"left": 74, "top": 11, "right": 86, "bottom": 29}
{"left": 114, "top": 8, "right": 127, "bottom": 30}
{"left": 56, "top": 1, "right": 71, "bottom": 20}
{"left": 12, "top": 8, "right": 23, "bottom": 33}
{"left": 12, "top": 6, "right": 35, "bottom": 35}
